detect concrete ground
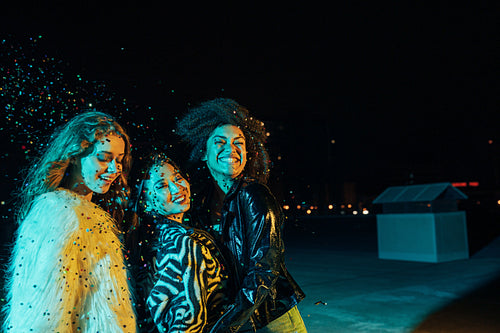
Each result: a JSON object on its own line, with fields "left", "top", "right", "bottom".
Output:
{"left": 1, "top": 213, "right": 499, "bottom": 332}
{"left": 284, "top": 216, "right": 500, "bottom": 333}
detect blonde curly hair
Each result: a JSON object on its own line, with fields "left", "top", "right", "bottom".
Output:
{"left": 17, "top": 111, "right": 132, "bottom": 223}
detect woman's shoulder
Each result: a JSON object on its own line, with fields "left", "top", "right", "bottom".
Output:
{"left": 157, "top": 220, "right": 191, "bottom": 243}
{"left": 239, "top": 179, "right": 274, "bottom": 200}
{"left": 34, "top": 188, "right": 83, "bottom": 206}
{"left": 26, "top": 189, "right": 79, "bottom": 217}
{"left": 18, "top": 190, "right": 81, "bottom": 239}
{"left": 26, "top": 189, "right": 107, "bottom": 226}
{"left": 237, "top": 179, "right": 281, "bottom": 213}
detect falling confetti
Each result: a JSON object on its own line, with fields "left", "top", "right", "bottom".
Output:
{"left": 0, "top": 34, "right": 170, "bottom": 224}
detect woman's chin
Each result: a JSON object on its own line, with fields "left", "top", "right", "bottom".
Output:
{"left": 92, "top": 185, "right": 111, "bottom": 195}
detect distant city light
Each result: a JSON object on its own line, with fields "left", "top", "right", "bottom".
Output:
{"left": 347, "top": 204, "right": 352, "bottom": 209}
{"left": 283, "top": 205, "right": 290, "bottom": 210}
{"left": 497, "top": 200, "right": 500, "bottom": 206}
{"left": 362, "top": 210, "right": 369, "bottom": 215}
{"left": 352, "top": 210, "right": 358, "bottom": 215}
{"left": 489, "top": 139, "right": 493, "bottom": 144}
{"left": 452, "top": 182, "right": 479, "bottom": 188}
{"left": 296, "top": 205, "right": 301, "bottom": 210}
{"left": 306, "top": 209, "right": 312, "bottom": 214}
{"left": 328, "top": 204, "right": 333, "bottom": 210}
{"left": 330, "top": 139, "right": 336, "bottom": 144}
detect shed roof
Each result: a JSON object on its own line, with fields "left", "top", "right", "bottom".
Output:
{"left": 373, "top": 182, "right": 468, "bottom": 204}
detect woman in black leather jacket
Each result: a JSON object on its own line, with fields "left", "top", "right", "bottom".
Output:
{"left": 176, "top": 98, "right": 307, "bottom": 332}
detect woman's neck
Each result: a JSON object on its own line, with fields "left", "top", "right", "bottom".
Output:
{"left": 212, "top": 174, "right": 235, "bottom": 195}
{"left": 64, "top": 178, "right": 93, "bottom": 201}
{"left": 167, "top": 213, "right": 184, "bottom": 223}
{"left": 145, "top": 205, "right": 184, "bottom": 223}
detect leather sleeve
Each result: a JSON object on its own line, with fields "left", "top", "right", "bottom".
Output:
{"left": 211, "top": 183, "right": 283, "bottom": 332}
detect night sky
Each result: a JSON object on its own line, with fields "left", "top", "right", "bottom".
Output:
{"left": 1, "top": 3, "right": 498, "bottom": 209}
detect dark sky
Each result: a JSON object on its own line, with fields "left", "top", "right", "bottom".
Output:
{"left": 2, "top": 3, "right": 498, "bottom": 203}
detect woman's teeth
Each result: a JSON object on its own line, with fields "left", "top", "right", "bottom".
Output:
{"left": 99, "top": 176, "right": 113, "bottom": 183}
{"left": 219, "top": 157, "right": 238, "bottom": 163}
{"left": 173, "top": 195, "right": 185, "bottom": 203}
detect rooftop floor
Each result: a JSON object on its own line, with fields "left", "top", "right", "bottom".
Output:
{"left": 284, "top": 215, "right": 500, "bottom": 333}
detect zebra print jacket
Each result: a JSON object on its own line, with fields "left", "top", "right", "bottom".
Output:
{"left": 131, "top": 214, "right": 232, "bottom": 333}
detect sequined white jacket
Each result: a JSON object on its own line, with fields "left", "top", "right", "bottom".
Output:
{"left": 2, "top": 189, "right": 137, "bottom": 332}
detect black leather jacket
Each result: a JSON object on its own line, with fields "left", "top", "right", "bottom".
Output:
{"left": 189, "top": 177, "right": 305, "bottom": 332}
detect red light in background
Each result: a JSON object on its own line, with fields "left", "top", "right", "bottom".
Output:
{"left": 452, "top": 182, "right": 479, "bottom": 188}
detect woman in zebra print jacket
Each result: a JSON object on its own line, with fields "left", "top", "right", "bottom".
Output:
{"left": 127, "top": 153, "right": 232, "bottom": 333}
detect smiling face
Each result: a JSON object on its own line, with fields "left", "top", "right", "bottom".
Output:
{"left": 145, "top": 162, "right": 191, "bottom": 221}
{"left": 203, "top": 124, "right": 247, "bottom": 191}
{"left": 71, "top": 133, "right": 125, "bottom": 199}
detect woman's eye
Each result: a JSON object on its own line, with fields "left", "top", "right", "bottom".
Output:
{"left": 97, "top": 155, "right": 111, "bottom": 162}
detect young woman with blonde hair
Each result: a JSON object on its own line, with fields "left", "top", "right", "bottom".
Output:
{"left": 2, "top": 111, "right": 137, "bottom": 332}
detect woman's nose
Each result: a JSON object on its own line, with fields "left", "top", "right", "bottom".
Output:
{"left": 107, "top": 159, "right": 118, "bottom": 173}
{"left": 228, "top": 142, "right": 239, "bottom": 152}
{"left": 169, "top": 182, "right": 180, "bottom": 193}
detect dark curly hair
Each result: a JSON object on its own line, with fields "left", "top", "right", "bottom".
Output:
{"left": 175, "top": 98, "right": 270, "bottom": 183}
{"left": 129, "top": 152, "right": 184, "bottom": 215}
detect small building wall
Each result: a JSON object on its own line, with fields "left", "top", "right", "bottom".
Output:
{"left": 382, "top": 200, "right": 459, "bottom": 214}
{"left": 377, "top": 211, "right": 469, "bottom": 263}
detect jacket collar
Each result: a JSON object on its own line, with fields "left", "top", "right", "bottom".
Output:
{"left": 223, "top": 176, "right": 244, "bottom": 202}
{"left": 141, "top": 212, "right": 179, "bottom": 226}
